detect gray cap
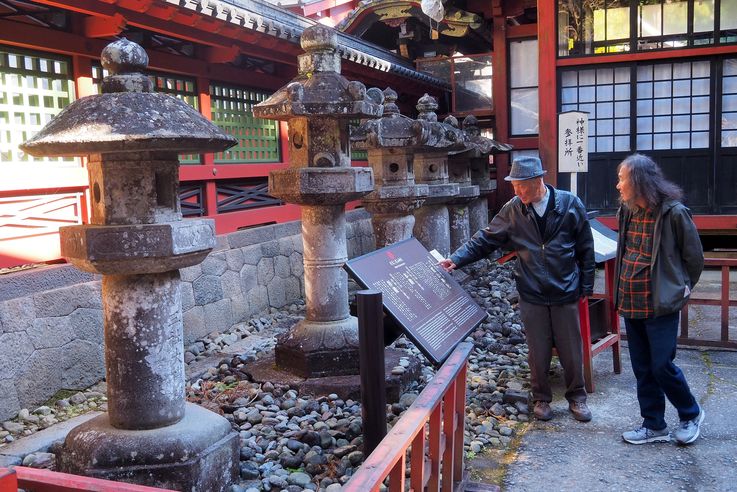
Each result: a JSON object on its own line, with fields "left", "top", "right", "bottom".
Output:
{"left": 504, "top": 156, "right": 547, "bottom": 181}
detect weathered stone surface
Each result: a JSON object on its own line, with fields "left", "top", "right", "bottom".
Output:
{"left": 239, "top": 264, "right": 259, "bottom": 293}
{"left": 227, "top": 226, "right": 276, "bottom": 249}
{"left": 203, "top": 298, "right": 233, "bottom": 335}
{"left": 289, "top": 252, "right": 304, "bottom": 277}
{"left": 0, "top": 264, "right": 96, "bottom": 303}
{"left": 225, "top": 249, "right": 245, "bottom": 271}
{"left": 0, "top": 332, "right": 33, "bottom": 380}
{"left": 29, "top": 317, "right": 75, "bottom": 349}
{"left": 61, "top": 339, "right": 104, "bottom": 388}
{"left": 183, "top": 306, "right": 206, "bottom": 343}
{"left": 267, "top": 277, "right": 288, "bottom": 308}
{"left": 277, "top": 236, "right": 295, "bottom": 256}
{"left": 180, "top": 263, "right": 202, "bottom": 282}
{"left": 274, "top": 255, "right": 291, "bottom": 279}
{"left": 0, "top": 378, "right": 20, "bottom": 421}
{"left": 247, "top": 285, "right": 269, "bottom": 315}
{"left": 69, "top": 307, "right": 103, "bottom": 343}
{"left": 285, "top": 277, "right": 302, "bottom": 301}
{"left": 291, "top": 235, "right": 304, "bottom": 254}
{"left": 0, "top": 296, "right": 35, "bottom": 333}
{"left": 220, "top": 270, "right": 242, "bottom": 297}
{"left": 230, "top": 293, "right": 251, "bottom": 324}
{"left": 34, "top": 285, "right": 92, "bottom": 318}
{"left": 193, "top": 275, "right": 224, "bottom": 306}
{"left": 257, "top": 257, "right": 275, "bottom": 285}
{"left": 181, "top": 282, "right": 196, "bottom": 311}
{"left": 241, "top": 244, "right": 263, "bottom": 266}
{"left": 274, "top": 221, "right": 301, "bottom": 237}
{"left": 260, "top": 240, "right": 280, "bottom": 258}
{"left": 201, "top": 254, "right": 228, "bottom": 276}
{"left": 15, "top": 348, "right": 63, "bottom": 410}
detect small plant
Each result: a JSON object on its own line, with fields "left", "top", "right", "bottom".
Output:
{"left": 465, "top": 450, "right": 477, "bottom": 460}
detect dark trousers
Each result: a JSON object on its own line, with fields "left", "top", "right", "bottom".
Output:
{"left": 624, "top": 312, "right": 700, "bottom": 431}
{"left": 519, "top": 299, "right": 587, "bottom": 404}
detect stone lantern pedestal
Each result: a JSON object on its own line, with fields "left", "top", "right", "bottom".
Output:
{"left": 253, "top": 25, "right": 382, "bottom": 378}
{"left": 21, "top": 39, "right": 238, "bottom": 491}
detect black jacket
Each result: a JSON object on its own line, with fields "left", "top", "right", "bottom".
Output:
{"left": 450, "top": 185, "right": 595, "bottom": 305}
{"left": 614, "top": 200, "right": 703, "bottom": 317}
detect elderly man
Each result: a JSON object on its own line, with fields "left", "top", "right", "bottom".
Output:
{"left": 615, "top": 153, "right": 704, "bottom": 445}
{"left": 440, "top": 156, "right": 595, "bottom": 422}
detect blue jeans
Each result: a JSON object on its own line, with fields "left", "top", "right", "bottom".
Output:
{"left": 624, "top": 312, "right": 700, "bottom": 430}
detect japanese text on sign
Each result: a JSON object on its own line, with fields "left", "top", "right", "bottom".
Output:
{"left": 558, "top": 111, "right": 588, "bottom": 173}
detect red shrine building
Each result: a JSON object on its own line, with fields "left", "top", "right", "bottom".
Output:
{"left": 2, "top": 0, "right": 737, "bottom": 268}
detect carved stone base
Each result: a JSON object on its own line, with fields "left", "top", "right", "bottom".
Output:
{"left": 58, "top": 403, "right": 238, "bottom": 492}
{"left": 274, "top": 316, "right": 361, "bottom": 378}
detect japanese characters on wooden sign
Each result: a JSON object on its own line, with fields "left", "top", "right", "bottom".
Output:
{"left": 558, "top": 111, "right": 588, "bottom": 173}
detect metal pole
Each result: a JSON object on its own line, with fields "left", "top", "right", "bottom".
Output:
{"left": 357, "top": 289, "right": 387, "bottom": 454}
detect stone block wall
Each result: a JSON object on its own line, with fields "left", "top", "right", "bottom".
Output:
{"left": 0, "top": 210, "right": 375, "bottom": 421}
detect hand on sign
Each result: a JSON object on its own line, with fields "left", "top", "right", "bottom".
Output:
{"left": 438, "top": 259, "right": 456, "bottom": 272}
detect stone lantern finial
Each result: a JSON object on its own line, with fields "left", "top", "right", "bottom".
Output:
{"left": 463, "top": 114, "right": 481, "bottom": 137}
{"left": 100, "top": 38, "right": 153, "bottom": 93}
{"left": 416, "top": 93, "right": 438, "bottom": 122}
{"left": 382, "top": 87, "right": 400, "bottom": 117}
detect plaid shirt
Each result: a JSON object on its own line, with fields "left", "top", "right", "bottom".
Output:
{"left": 617, "top": 208, "right": 655, "bottom": 318}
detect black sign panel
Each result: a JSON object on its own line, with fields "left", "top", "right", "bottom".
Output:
{"left": 345, "top": 237, "right": 487, "bottom": 365}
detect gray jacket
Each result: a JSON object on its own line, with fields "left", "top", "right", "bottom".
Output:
{"left": 614, "top": 200, "right": 704, "bottom": 317}
{"left": 450, "top": 186, "right": 595, "bottom": 306}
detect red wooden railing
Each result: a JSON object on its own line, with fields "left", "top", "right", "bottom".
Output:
{"left": 344, "top": 341, "right": 474, "bottom": 492}
{"left": 0, "top": 466, "right": 173, "bottom": 492}
{"left": 679, "top": 258, "right": 737, "bottom": 349}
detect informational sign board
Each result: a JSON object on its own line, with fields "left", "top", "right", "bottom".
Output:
{"left": 344, "top": 237, "right": 487, "bottom": 366}
{"left": 558, "top": 111, "right": 588, "bottom": 173}
{"left": 589, "top": 219, "right": 618, "bottom": 263}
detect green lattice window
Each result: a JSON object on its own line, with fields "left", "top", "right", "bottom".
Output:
{"left": 0, "top": 45, "right": 76, "bottom": 166}
{"left": 92, "top": 64, "right": 200, "bottom": 164}
{"left": 210, "top": 83, "right": 280, "bottom": 163}
{"left": 349, "top": 119, "right": 367, "bottom": 161}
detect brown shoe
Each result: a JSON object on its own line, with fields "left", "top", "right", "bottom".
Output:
{"left": 533, "top": 401, "right": 553, "bottom": 421}
{"left": 569, "top": 401, "right": 592, "bottom": 422}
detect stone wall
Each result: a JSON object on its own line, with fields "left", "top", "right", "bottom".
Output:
{"left": 0, "top": 210, "right": 375, "bottom": 421}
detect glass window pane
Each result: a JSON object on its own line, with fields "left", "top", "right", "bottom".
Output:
{"left": 723, "top": 112, "right": 737, "bottom": 130}
{"left": 672, "top": 133, "right": 690, "bottom": 149}
{"left": 561, "top": 71, "right": 578, "bottom": 87}
{"left": 639, "top": 2, "right": 662, "bottom": 37}
{"left": 637, "top": 81, "right": 653, "bottom": 99}
{"left": 654, "top": 133, "right": 671, "bottom": 149}
{"left": 694, "top": 0, "right": 714, "bottom": 33}
{"left": 614, "top": 83, "right": 630, "bottom": 100}
{"left": 615, "top": 101, "right": 630, "bottom": 117}
{"left": 654, "top": 64, "right": 671, "bottom": 80}
{"left": 722, "top": 130, "right": 737, "bottom": 147}
{"left": 510, "top": 88, "right": 539, "bottom": 135}
{"left": 637, "top": 116, "right": 653, "bottom": 133}
{"left": 579, "top": 86, "right": 595, "bottom": 102}
{"left": 597, "top": 68, "right": 613, "bottom": 84}
{"left": 637, "top": 134, "right": 653, "bottom": 150}
{"left": 615, "top": 118, "right": 630, "bottom": 134}
{"left": 692, "top": 61, "right": 710, "bottom": 78}
{"left": 692, "top": 78, "right": 710, "bottom": 96}
{"left": 654, "top": 115, "right": 672, "bottom": 132}
{"left": 692, "top": 131, "right": 709, "bottom": 147}
{"left": 596, "top": 85, "right": 614, "bottom": 100}
{"left": 588, "top": 136, "right": 596, "bottom": 151}
{"left": 580, "top": 103, "right": 596, "bottom": 116}
{"left": 580, "top": 69, "right": 596, "bottom": 85}
{"left": 562, "top": 87, "right": 578, "bottom": 104}
{"left": 510, "top": 40, "right": 538, "bottom": 88}
{"left": 597, "top": 136, "right": 613, "bottom": 152}
{"left": 673, "top": 115, "right": 690, "bottom": 131}
{"left": 724, "top": 77, "right": 737, "bottom": 93}
{"left": 654, "top": 98, "right": 671, "bottom": 115}
{"left": 673, "top": 79, "right": 690, "bottom": 97}
{"left": 724, "top": 59, "right": 737, "bottom": 77}
{"left": 638, "top": 65, "right": 653, "bottom": 81}
{"left": 724, "top": 95, "right": 737, "bottom": 112}
{"left": 597, "top": 102, "right": 613, "bottom": 118}
{"left": 654, "top": 80, "right": 671, "bottom": 97}
{"left": 637, "top": 98, "right": 653, "bottom": 116}
{"left": 692, "top": 113, "right": 709, "bottom": 131}
{"left": 615, "top": 135, "right": 630, "bottom": 151}
{"left": 721, "top": 0, "right": 737, "bottom": 30}
{"left": 663, "top": 2, "right": 688, "bottom": 35}
{"left": 692, "top": 96, "right": 709, "bottom": 113}
{"left": 673, "top": 97, "right": 690, "bottom": 114}
{"left": 615, "top": 67, "right": 631, "bottom": 83}
{"left": 561, "top": 104, "right": 578, "bottom": 112}
{"left": 597, "top": 119, "right": 613, "bottom": 135}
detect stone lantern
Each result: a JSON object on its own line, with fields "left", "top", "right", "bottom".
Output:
{"left": 445, "top": 115, "right": 480, "bottom": 251}
{"left": 20, "top": 39, "right": 238, "bottom": 491}
{"left": 253, "top": 25, "right": 383, "bottom": 378}
{"left": 462, "top": 115, "right": 512, "bottom": 233}
{"left": 411, "top": 94, "right": 464, "bottom": 257}
{"left": 352, "top": 87, "right": 428, "bottom": 247}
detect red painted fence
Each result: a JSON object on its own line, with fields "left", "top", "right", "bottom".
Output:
{"left": 0, "top": 466, "right": 173, "bottom": 492}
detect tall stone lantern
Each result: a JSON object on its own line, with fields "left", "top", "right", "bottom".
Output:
{"left": 20, "top": 39, "right": 239, "bottom": 491}
{"left": 445, "top": 115, "right": 480, "bottom": 251}
{"left": 253, "top": 25, "right": 383, "bottom": 378}
{"left": 412, "top": 94, "right": 464, "bottom": 257}
{"left": 462, "top": 115, "right": 513, "bottom": 233}
{"left": 352, "top": 87, "right": 428, "bottom": 248}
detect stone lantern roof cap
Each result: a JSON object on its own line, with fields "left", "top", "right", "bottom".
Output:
{"left": 352, "top": 87, "right": 420, "bottom": 150}
{"left": 462, "top": 115, "right": 513, "bottom": 155}
{"left": 21, "top": 39, "right": 236, "bottom": 157}
{"left": 413, "top": 94, "right": 466, "bottom": 151}
{"left": 253, "top": 25, "right": 383, "bottom": 121}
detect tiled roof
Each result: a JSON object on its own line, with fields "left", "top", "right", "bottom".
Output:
{"left": 164, "top": 0, "right": 450, "bottom": 89}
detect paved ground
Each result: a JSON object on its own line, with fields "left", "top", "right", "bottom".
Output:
{"left": 467, "top": 266, "right": 737, "bottom": 492}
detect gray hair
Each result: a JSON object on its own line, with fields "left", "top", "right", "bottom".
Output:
{"left": 618, "top": 153, "right": 682, "bottom": 210}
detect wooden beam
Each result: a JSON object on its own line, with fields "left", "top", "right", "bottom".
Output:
{"left": 537, "top": 0, "right": 557, "bottom": 187}
{"left": 203, "top": 44, "right": 241, "bottom": 64}
{"left": 557, "top": 43, "right": 737, "bottom": 67}
{"left": 83, "top": 12, "right": 127, "bottom": 38}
